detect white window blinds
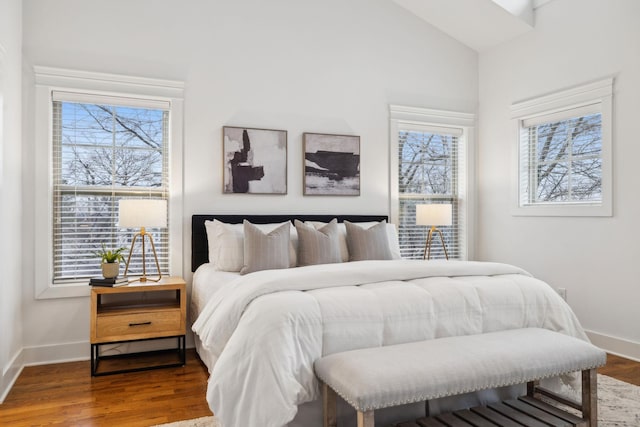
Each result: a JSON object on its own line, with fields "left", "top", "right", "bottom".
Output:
{"left": 518, "top": 107, "right": 603, "bottom": 206}
{"left": 51, "top": 91, "right": 170, "bottom": 282}
{"left": 397, "top": 126, "right": 465, "bottom": 259}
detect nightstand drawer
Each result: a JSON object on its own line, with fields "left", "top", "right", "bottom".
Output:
{"left": 90, "top": 277, "right": 187, "bottom": 375}
{"left": 95, "top": 309, "right": 182, "bottom": 341}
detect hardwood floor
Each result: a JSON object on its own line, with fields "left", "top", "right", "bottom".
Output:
{"left": 0, "top": 349, "right": 212, "bottom": 427}
{"left": 0, "top": 350, "right": 638, "bottom": 426}
{"left": 598, "top": 353, "right": 640, "bottom": 386}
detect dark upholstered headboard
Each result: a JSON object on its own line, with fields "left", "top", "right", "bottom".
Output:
{"left": 191, "top": 214, "right": 388, "bottom": 272}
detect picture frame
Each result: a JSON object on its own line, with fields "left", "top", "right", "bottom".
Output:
{"left": 223, "top": 126, "right": 287, "bottom": 194}
{"left": 303, "top": 133, "right": 360, "bottom": 196}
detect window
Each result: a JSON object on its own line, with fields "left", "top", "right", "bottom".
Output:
{"left": 34, "top": 67, "right": 184, "bottom": 299}
{"left": 520, "top": 109, "right": 602, "bottom": 205}
{"left": 398, "top": 127, "right": 461, "bottom": 259}
{"left": 52, "top": 93, "right": 169, "bottom": 282}
{"left": 512, "top": 78, "right": 612, "bottom": 216}
{"left": 390, "top": 106, "right": 475, "bottom": 260}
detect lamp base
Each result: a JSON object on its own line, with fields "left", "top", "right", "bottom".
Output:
{"left": 128, "top": 275, "right": 161, "bottom": 284}
{"left": 423, "top": 226, "right": 449, "bottom": 260}
{"left": 123, "top": 228, "right": 163, "bottom": 282}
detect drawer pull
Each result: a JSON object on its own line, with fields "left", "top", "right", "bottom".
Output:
{"left": 129, "top": 321, "right": 152, "bottom": 327}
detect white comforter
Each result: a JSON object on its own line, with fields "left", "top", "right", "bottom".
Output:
{"left": 192, "top": 260, "right": 587, "bottom": 427}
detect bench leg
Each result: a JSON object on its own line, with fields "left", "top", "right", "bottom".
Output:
{"left": 322, "top": 382, "right": 338, "bottom": 427}
{"left": 582, "top": 368, "right": 598, "bottom": 427}
{"left": 527, "top": 380, "right": 536, "bottom": 397}
{"left": 357, "top": 410, "right": 374, "bottom": 427}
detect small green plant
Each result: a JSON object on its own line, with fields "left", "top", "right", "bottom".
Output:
{"left": 95, "top": 243, "right": 127, "bottom": 264}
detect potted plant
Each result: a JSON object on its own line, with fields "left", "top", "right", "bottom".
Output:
{"left": 95, "top": 244, "right": 127, "bottom": 279}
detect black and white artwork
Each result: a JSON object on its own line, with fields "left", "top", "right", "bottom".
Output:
{"left": 303, "top": 133, "right": 360, "bottom": 196}
{"left": 223, "top": 126, "right": 287, "bottom": 194}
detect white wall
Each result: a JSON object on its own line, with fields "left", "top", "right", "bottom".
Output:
{"left": 0, "top": 0, "right": 23, "bottom": 402}
{"left": 20, "top": 0, "right": 477, "bottom": 360}
{"left": 478, "top": 0, "right": 640, "bottom": 357}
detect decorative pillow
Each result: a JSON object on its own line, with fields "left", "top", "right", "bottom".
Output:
{"left": 205, "top": 219, "right": 297, "bottom": 272}
{"left": 353, "top": 222, "right": 402, "bottom": 260}
{"left": 294, "top": 219, "right": 342, "bottom": 266}
{"left": 305, "top": 220, "right": 401, "bottom": 261}
{"left": 344, "top": 220, "right": 394, "bottom": 261}
{"left": 305, "top": 220, "right": 350, "bottom": 262}
{"left": 240, "top": 220, "right": 291, "bottom": 275}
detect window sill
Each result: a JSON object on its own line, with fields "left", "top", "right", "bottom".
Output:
{"left": 36, "top": 281, "right": 91, "bottom": 299}
{"left": 511, "top": 203, "right": 612, "bottom": 217}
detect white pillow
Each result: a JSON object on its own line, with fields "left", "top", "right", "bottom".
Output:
{"left": 205, "top": 219, "right": 243, "bottom": 271}
{"left": 305, "top": 220, "right": 401, "bottom": 261}
{"left": 204, "top": 219, "right": 298, "bottom": 271}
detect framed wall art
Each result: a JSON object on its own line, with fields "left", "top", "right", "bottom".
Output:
{"left": 223, "top": 126, "right": 287, "bottom": 194}
{"left": 303, "top": 133, "right": 360, "bottom": 196}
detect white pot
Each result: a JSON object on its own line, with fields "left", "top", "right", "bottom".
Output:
{"left": 101, "top": 262, "right": 120, "bottom": 279}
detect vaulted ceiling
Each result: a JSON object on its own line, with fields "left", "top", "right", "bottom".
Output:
{"left": 390, "top": 0, "right": 554, "bottom": 52}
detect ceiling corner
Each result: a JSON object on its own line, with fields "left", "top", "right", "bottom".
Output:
{"left": 391, "top": 0, "right": 539, "bottom": 52}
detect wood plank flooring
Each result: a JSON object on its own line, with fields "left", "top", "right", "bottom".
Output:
{"left": 0, "top": 349, "right": 212, "bottom": 426}
{"left": 598, "top": 353, "right": 640, "bottom": 386}
{"left": 0, "top": 350, "right": 638, "bottom": 426}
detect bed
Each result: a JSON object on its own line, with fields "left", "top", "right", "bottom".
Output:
{"left": 190, "top": 214, "right": 588, "bottom": 427}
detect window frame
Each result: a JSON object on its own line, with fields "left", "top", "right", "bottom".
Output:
{"left": 511, "top": 78, "right": 613, "bottom": 217}
{"left": 34, "top": 67, "right": 184, "bottom": 299}
{"left": 389, "top": 105, "right": 475, "bottom": 261}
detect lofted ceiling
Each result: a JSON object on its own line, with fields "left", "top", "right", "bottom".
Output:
{"left": 390, "top": 0, "right": 554, "bottom": 52}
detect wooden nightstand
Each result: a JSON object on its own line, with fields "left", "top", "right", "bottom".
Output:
{"left": 90, "top": 276, "right": 186, "bottom": 376}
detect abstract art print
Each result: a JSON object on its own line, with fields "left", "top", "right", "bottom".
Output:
{"left": 303, "top": 133, "right": 360, "bottom": 196}
{"left": 223, "top": 126, "right": 287, "bottom": 194}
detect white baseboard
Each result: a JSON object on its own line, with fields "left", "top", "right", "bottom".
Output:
{"left": 0, "top": 341, "right": 89, "bottom": 403}
{"left": 1, "top": 337, "right": 196, "bottom": 402}
{"left": 21, "top": 341, "right": 90, "bottom": 367}
{"left": 0, "top": 350, "right": 25, "bottom": 403}
{"left": 585, "top": 329, "right": 640, "bottom": 362}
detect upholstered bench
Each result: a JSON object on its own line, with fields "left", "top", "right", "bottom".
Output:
{"left": 314, "top": 328, "right": 606, "bottom": 427}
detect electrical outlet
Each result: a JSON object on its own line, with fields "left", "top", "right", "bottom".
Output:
{"left": 557, "top": 288, "right": 567, "bottom": 301}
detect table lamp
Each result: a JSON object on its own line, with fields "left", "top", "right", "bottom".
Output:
{"left": 118, "top": 199, "right": 167, "bottom": 282}
{"left": 416, "top": 204, "right": 452, "bottom": 260}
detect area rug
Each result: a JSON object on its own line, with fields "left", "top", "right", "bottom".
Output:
{"left": 154, "top": 374, "right": 640, "bottom": 426}
{"left": 155, "top": 416, "right": 219, "bottom": 427}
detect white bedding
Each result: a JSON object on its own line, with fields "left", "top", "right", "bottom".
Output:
{"left": 190, "top": 265, "right": 240, "bottom": 371}
{"left": 191, "top": 264, "right": 240, "bottom": 322}
{"left": 191, "top": 260, "right": 588, "bottom": 427}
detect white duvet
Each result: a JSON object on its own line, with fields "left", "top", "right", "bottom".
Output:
{"left": 192, "top": 260, "right": 587, "bottom": 427}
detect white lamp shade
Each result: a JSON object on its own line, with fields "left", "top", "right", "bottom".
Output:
{"left": 416, "top": 204, "right": 452, "bottom": 226}
{"left": 118, "top": 199, "right": 167, "bottom": 228}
